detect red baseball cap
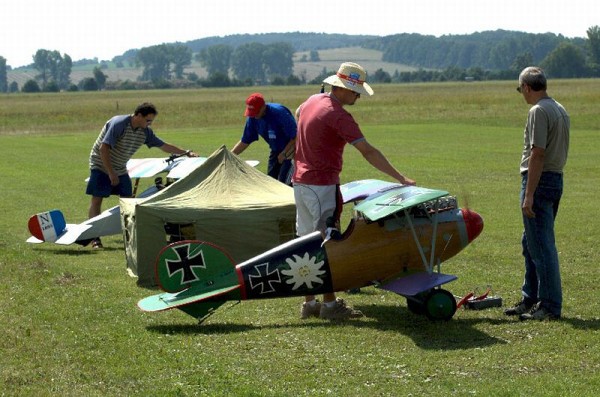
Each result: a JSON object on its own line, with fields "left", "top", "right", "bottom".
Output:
{"left": 244, "top": 93, "right": 265, "bottom": 117}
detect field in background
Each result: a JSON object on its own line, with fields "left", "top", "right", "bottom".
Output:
{"left": 6, "top": 47, "right": 418, "bottom": 88}
{"left": 1, "top": 81, "right": 599, "bottom": 396}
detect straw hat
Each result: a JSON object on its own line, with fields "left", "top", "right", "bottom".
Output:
{"left": 323, "top": 62, "right": 374, "bottom": 96}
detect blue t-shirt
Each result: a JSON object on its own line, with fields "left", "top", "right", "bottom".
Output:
{"left": 241, "top": 103, "right": 297, "bottom": 153}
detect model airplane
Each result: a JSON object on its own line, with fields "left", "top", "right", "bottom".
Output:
{"left": 26, "top": 153, "right": 259, "bottom": 245}
{"left": 138, "top": 179, "right": 484, "bottom": 322}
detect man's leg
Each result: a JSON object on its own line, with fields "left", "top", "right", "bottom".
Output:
{"left": 88, "top": 196, "right": 103, "bottom": 219}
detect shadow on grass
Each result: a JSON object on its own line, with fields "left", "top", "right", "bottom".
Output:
{"left": 561, "top": 316, "right": 600, "bottom": 330}
{"left": 29, "top": 246, "right": 122, "bottom": 255}
{"left": 145, "top": 304, "right": 510, "bottom": 350}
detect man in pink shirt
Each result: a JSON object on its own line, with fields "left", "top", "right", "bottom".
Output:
{"left": 293, "top": 62, "right": 416, "bottom": 320}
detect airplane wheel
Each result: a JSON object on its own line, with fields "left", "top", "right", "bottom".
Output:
{"left": 424, "top": 289, "right": 457, "bottom": 321}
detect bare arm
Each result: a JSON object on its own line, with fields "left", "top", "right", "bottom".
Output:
{"left": 99, "top": 143, "right": 119, "bottom": 186}
{"left": 232, "top": 141, "right": 249, "bottom": 155}
{"left": 278, "top": 137, "right": 296, "bottom": 163}
{"left": 353, "top": 140, "right": 416, "bottom": 185}
{"left": 522, "top": 146, "right": 545, "bottom": 218}
{"left": 159, "top": 143, "right": 198, "bottom": 157}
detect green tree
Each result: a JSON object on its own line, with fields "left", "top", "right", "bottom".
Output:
{"left": 43, "top": 80, "right": 60, "bottom": 92}
{"left": 168, "top": 44, "right": 192, "bottom": 79}
{"left": 137, "top": 44, "right": 171, "bottom": 81}
{"left": 371, "top": 68, "right": 391, "bottom": 83}
{"left": 262, "top": 42, "right": 294, "bottom": 80}
{"left": 231, "top": 42, "right": 266, "bottom": 83}
{"left": 33, "top": 49, "right": 52, "bottom": 87}
{"left": 510, "top": 51, "right": 534, "bottom": 73}
{"left": 541, "top": 42, "right": 588, "bottom": 78}
{"left": 586, "top": 25, "right": 600, "bottom": 75}
{"left": 32, "top": 49, "right": 72, "bottom": 89}
{"left": 200, "top": 72, "right": 231, "bottom": 88}
{"left": 22, "top": 79, "right": 41, "bottom": 92}
{"left": 57, "top": 53, "right": 72, "bottom": 89}
{"left": 137, "top": 44, "right": 191, "bottom": 81}
{"left": 230, "top": 42, "right": 295, "bottom": 84}
{"left": 0, "top": 56, "right": 7, "bottom": 93}
{"left": 197, "top": 44, "right": 232, "bottom": 76}
{"left": 80, "top": 77, "right": 99, "bottom": 91}
{"left": 93, "top": 66, "right": 107, "bottom": 90}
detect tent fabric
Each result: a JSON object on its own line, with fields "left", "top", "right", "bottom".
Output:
{"left": 120, "top": 145, "right": 296, "bottom": 287}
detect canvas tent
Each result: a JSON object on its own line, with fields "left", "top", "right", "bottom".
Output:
{"left": 120, "top": 146, "right": 296, "bottom": 287}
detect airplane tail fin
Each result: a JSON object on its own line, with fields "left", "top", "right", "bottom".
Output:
{"left": 27, "top": 210, "right": 67, "bottom": 242}
{"left": 155, "top": 240, "right": 239, "bottom": 293}
{"left": 139, "top": 240, "right": 241, "bottom": 319}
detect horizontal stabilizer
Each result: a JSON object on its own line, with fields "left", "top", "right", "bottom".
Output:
{"left": 138, "top": 284, "right": 240, "bottom": 312}
{"left": 55, "top": 224, "right": 94, "bottom": 245}
{"left": 58, "top": 206, "right": 120, "bottom": 245}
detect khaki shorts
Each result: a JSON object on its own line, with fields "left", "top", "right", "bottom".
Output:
{"left": 293, "top": 184, "right": 341, "bottom": 236}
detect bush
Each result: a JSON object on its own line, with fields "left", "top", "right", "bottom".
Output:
{"left": 22, "top": 79, "right": 41, "bottom": 92}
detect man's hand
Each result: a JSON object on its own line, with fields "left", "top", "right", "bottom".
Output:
{"left": 109, "top": 171, "right": 120, "bottom": 186}
{"left": 522, "top": 195, "right": 535, "bottom": 218}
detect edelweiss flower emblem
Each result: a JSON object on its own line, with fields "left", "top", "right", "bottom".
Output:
{"left": 281, "top": 252, "right": 325, "bottom": 290}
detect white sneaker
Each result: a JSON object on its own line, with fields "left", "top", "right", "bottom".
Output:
{"left": 319, "top": 298, "right": 363, "bottom": 320}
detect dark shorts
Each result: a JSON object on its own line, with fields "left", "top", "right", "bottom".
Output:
{"left": 86, "top": 169, "right": 133, "bottom": 198}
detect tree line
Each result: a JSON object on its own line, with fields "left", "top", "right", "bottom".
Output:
{"left": 2, "top": 28, "right": 599, "bottom": 93}
{"left": 364, "top": 27, "right": 600, "bottom": 78}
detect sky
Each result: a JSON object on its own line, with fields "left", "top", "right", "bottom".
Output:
{"left": 2, "top": 0, "right": 597, "bottom": 68}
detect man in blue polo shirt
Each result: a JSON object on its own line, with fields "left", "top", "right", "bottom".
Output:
{"left": 232, "top": 93, "right": 296, "bottom": 185}
{"left": 86, "top": 102, "right": 198, "bottom": 248}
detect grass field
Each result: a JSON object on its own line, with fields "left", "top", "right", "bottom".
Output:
{"left": 1, "top": 80, "right": 599, "bottom": 396}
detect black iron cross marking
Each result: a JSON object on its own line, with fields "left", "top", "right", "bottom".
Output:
{"left": 248, "top": 263, "right": 281, "bottom": 294}
{"left": 166, "top": 244, "right": 206, "bottom": 284}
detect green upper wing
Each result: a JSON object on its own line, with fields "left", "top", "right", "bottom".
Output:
{"left": 354, "top": 185, "right": 449, "bottom": 221}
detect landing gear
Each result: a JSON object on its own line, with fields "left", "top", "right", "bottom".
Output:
{"left": 406, "top": 291, "right": 428, "bottom": 315}
{"left": 406, "top": 289, "right": 457, "bottom": 321}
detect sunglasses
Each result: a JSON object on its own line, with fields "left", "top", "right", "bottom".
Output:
{"left": 516, "top": 84, "right": 525, "bottom": 93}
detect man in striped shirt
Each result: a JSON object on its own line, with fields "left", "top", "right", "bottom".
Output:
{"left": 86, "top": 102, "right": 197, "bottom": 248}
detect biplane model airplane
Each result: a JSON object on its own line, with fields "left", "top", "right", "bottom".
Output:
{"left": 138, "top": 179, "right": 484, "bottom": 322}
{"left": 26, "top": 153, "right": 258, "bottom": 246}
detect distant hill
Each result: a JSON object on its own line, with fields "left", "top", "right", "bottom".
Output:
{"left": 6, "top": 30, "right": 586, "bottom": 88}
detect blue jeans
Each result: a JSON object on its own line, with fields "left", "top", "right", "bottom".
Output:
{"left": 267, "top": 151, "right": 293, "bottom": 185}
{"left": 520, "top": 171, "right": 563, "bottom": 316}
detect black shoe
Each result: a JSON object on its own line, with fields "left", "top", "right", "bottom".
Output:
{"left": 519, "top": 303, "right": 560, "bottom": 321}
{"left": 504, "top": 300, "right": 535, "bottom": 316}
{"left": 91, "top": 238, "right": 103, "bottom": 249}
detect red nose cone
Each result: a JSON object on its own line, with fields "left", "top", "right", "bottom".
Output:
{"left": 461, "top": 208, "right": 483, "bottom": 242}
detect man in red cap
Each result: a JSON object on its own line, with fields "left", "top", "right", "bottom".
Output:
{"left": 232, "top": 93, "right": 296, "bottom": 185}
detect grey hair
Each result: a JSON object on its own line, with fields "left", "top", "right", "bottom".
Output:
{"left": 519, "top": 67, "right": 547, "bottom": 91}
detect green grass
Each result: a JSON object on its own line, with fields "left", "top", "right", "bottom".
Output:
{"left": 1, "top": 81, "right": 600, "bottom": 396}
